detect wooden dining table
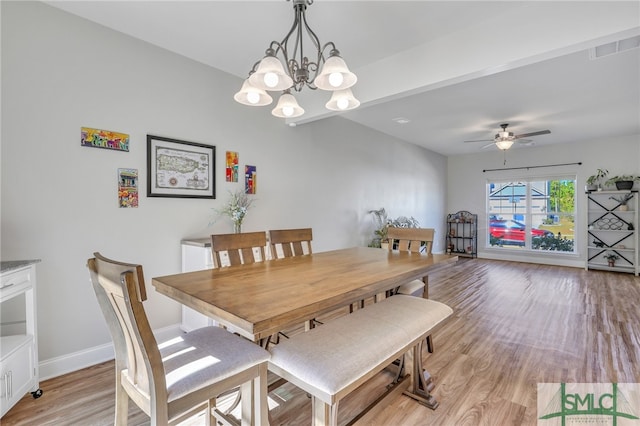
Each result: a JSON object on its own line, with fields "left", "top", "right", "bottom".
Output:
{"left": 152, "top": 246, "right": 457, "bottom": 344}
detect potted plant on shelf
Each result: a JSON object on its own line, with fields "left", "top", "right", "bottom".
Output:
{"left": 610, "top": 193, "right": 634, "bottom": 211}
{"left": 605, "top": 175, "right": 640, "bottom": 191}
{"left": 604, "top": 253, "right": 619, "bottom": 267}
{"left": 586, "top": 168, "right": 608, "bottom": 192}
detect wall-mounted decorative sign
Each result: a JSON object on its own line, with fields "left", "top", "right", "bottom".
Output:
{"left": 147, "top": 135, "right": 215, "bottom": 199}
{"left": 81, "top": 127, "right": 129, "bottom": 152}
{"left": 245, "top": 165, "right": 257, "bottom": 194}
{"left": 226, "top": 151, "right": 239, "bottom": 182}
{"left": 118, "top": 168, "right": 138, "bottom": 208}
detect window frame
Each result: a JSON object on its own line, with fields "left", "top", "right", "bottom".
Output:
{"left": 485, "top": 175, "right": 577, "bottom": 254}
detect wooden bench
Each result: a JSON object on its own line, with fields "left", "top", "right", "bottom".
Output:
{"left": 267, "top": 295, "right": 453, "bottom": 426}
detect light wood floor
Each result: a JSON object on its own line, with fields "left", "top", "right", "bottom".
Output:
{"left": 3, "top": 259, "right": 639, "bottom": 425}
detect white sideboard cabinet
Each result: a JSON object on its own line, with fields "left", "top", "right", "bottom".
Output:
{"left": 1, "top": 260, "right": 42, "bottom": 418}
{"left": 180, "top": 239, "right": 215, "bottom": 332}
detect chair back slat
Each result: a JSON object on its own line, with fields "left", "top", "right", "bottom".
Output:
{"left": 211, "top": 232, "right": 267, "bottom": 267}
{"left": 268, "top": 228, "right": 313, "bottom": 259}
{"left": 87, "top": 253, "right": 165, "bottom": 406}
{"left": 387, "top": 227, "right": 434, "bottom": 255}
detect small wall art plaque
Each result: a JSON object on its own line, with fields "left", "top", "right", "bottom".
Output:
{"left": 118, "top": 168, "right": 138, "bottom": 208}
{"left": 81, "top": 127, "right": 129, "bottom": 152}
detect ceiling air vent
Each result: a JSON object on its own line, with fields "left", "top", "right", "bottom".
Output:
{"left": 589, "top": 35, "right": 640, "bottom": 60}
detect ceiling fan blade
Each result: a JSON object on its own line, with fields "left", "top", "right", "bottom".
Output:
{"left": 481, "top": 143, "right": 496, "bottom": 150}
{"left": 514, "top": 130, "right": 550, "bottom": 139}
{"left": 464, "top": 139, "right": 494, "bottom": 143}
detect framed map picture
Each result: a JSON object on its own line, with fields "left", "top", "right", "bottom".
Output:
{"left": 147, "top": 135, "right": 215, "bottom": 198}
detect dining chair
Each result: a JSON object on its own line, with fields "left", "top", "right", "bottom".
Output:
{"left": 210, "top": 231, "right": 267, "bottom": 268}
{"left": 268, "top": 228, "right": 313, "bottom": 259}
{"left": 211, "top": 232, "right": 287, "bottom": 343}
{"left": 386, "top": 226, "right": 436, "bottom": 352}
{"left": 87, "top": 252, "right": 270, "bottom": 426}
{"left": 268, "top": 228, "right": 317, "bottom": 332}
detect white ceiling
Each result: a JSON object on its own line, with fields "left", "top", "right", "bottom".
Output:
{"left": 45, "top": 1, "right": 640, "bottom": 156}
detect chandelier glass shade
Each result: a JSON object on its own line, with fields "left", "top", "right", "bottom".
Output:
{"left": 234, "top": 0, "right": 359, "bottom": 118}
{"left": 271, "top": 91, "right": 305, "bottom": 118}
{"left": 325, "top": 88, "right": 360, "bottom": 111}
{"left": 233, "top": 80, "right": 273, "bottom": 106}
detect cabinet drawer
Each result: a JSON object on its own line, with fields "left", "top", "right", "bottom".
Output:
{"left": 0, "top": 267, "right": 33, "bottom": 303}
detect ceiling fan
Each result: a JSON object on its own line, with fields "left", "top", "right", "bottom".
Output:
{"left": 464, "top": 123, "right": 551, "bottom": 150}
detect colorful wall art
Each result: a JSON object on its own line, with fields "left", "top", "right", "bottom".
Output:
{"left": 226, "top": 151, "right": 239, "bottom": 182}
{"left": 118, "top": 168, "right": 138, "bottom": 208}
{"left": 245, "top": 165, "right": 257, "bottom": 194}
{"left": 81, "top": 127, "right": 129, "bottom": 152}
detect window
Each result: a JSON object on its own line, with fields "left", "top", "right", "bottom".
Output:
{"left": 487, "top": 177, "right": 576, "bottom": 252}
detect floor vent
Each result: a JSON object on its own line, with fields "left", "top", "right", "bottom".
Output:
{"left": 589, "top": 35, "right": 640, "bottom": 60}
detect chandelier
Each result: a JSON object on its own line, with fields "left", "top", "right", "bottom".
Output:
{"left": 234, "top": 0, "right": 359, "bottom": 119}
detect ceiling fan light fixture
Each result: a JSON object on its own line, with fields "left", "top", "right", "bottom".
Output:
{"left": 497, "top": 130, "right": 513, "bottom": 140}
{"left": 495, "top": 139, "right": 515, "bottom": 150}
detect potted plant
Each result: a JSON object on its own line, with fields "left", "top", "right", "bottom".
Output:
{"left": 368, "top": 208, "right": 389, "bottom": 248}
{"left": 389, "top": 215, "right": 420, "bottom": 228}
{"left": 213, "top": 189, "right": 255, "bottom": 233}
{"left": 586, "top": 168, "right": 608, "bottom": 192}
{"left": 610, "top": 193, "right": 634, "bottom": 211}
{"left": 368, "top": 209, "right": 420, "bottom": 249}
{"left": 604, "top": 252, "right": 619, "bottom": 267}
{"left": 605, "top": 175, "right": 640, "bottom": 191}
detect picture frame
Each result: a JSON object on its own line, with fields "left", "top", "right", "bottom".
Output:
{"left": 147, "top": 135, "right": 215, "bottom": 198}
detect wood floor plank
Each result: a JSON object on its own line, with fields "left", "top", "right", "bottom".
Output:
{"left": 2, "top": 259, "right": 639, "bottom": 425}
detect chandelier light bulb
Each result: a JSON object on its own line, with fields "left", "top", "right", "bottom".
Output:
{"left": 282, "top": 106, "right": 294, "bottom": 117}
{"left": 264, "top": 72, "right": 279, "bottom": 88}
{"left": 246, "top": 91, "right": 260, "bottom": 105}
{"left": 329, "top": 72, "right": 344, "bottom": 88}
{"left": 336, "top": 97, "right": 349, "bottom": 110}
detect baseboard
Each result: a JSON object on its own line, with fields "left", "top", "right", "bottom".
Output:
{"left": 38, "top": 323, "right": 183, "bottom": 381}
{"left": 478, "top": 251, "right": 584, "bottom": 269}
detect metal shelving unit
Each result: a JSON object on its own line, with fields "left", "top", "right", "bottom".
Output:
{"left": 585, "top": 190, "right": 639, "bottom": 275}
{"left": 446, "top": 211, "right": 477, "bottom": 258}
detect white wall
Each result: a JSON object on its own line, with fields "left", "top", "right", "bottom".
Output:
{"left": 1, "top": 1, "right": 447, "bottom": 377}
{"left": 447, "top": 134, "right": 640, "bottom": 267}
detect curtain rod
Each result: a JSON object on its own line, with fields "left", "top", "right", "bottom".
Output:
{"left": 483, "top": 162, "right": 582, "bottom": 173}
